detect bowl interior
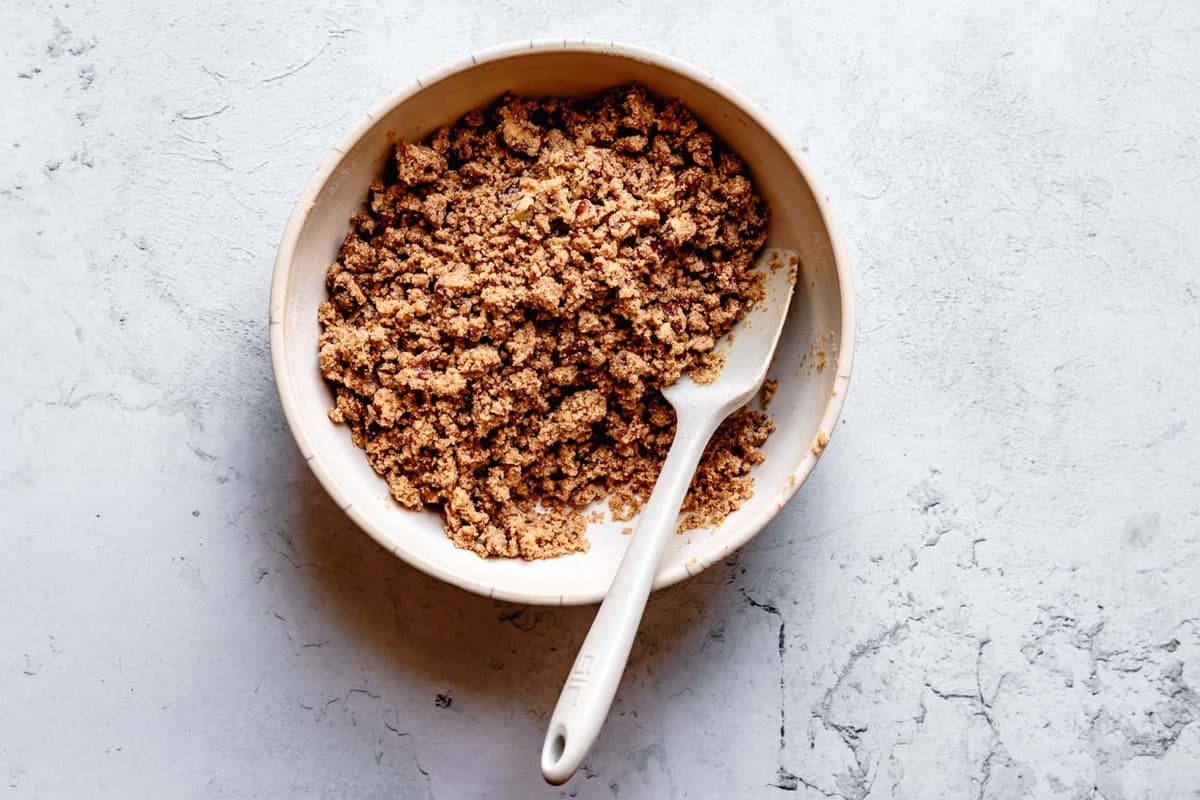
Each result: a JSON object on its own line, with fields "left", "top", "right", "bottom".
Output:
{"left": 272, "top": 44, "right": 849, "bottom": 605}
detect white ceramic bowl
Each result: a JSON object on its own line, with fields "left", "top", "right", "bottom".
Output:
{"left": 270, "top": 40, "right": 854, "bottom": 605}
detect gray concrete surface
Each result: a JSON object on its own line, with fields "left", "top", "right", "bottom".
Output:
{"left": 2, "top": 1, "right": 1198, "bottom": 797}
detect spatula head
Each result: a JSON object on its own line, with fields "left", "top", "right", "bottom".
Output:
{"left": 664, "top": 248, "right": 798, "bottom": 417}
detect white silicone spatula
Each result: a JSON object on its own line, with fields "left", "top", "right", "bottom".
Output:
{"left": 540, "top": 249, "right": 798, "bottom": 785}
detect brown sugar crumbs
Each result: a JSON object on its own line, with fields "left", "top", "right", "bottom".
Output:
{"left": 318, "top": 85, "right": 775, "bottom": 559}
{"left": 759, "top": 379, "right": 778, "bottom": 408}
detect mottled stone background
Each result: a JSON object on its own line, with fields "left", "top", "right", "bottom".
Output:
{"left": 2, "top": 1, "right": 1198, "bottom": 798}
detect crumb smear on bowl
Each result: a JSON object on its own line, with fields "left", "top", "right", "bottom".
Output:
{"left": 759, "top": 378, "right": 777, "bottom": 407}
{"left": 317, "top": 85, "right": 777, "bottom": 559}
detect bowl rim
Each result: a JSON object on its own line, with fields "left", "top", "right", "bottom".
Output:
{"left": 269, "top": 38, "right": 856, "bottom": 605}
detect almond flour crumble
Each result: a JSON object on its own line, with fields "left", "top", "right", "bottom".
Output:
{"left": 318, "top": 86, "right": 775, "bottom": 559}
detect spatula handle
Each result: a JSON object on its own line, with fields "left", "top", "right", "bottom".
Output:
{"left": 540, "top": 417, "right": 719, "bottom": 785}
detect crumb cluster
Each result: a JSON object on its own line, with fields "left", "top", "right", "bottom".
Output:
{"left": 318, "top": 85, "right": 774, "bottom": 559}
